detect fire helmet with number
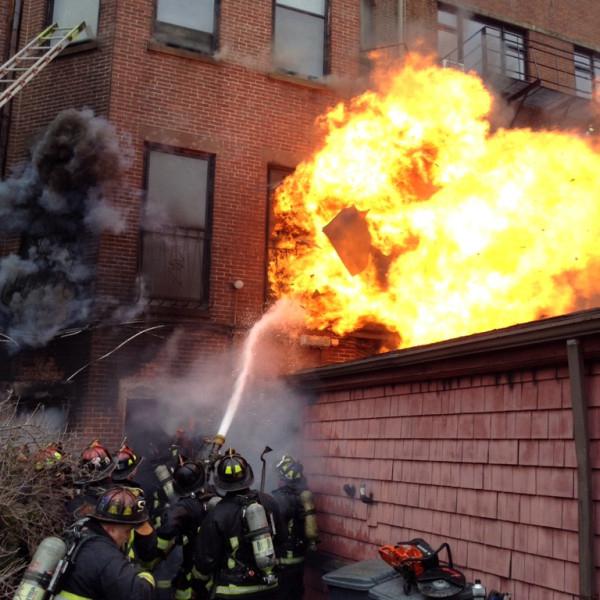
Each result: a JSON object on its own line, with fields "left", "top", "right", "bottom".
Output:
{"left": 92, "top": 486, "right": 149, "bottom": 524}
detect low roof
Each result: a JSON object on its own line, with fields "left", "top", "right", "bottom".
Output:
{"left": 291, "top": 308, "right": 600, "bottom": 391}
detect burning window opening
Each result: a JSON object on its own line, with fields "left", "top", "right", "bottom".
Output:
{"left": 268, "top": 54, "right": 600, "bottom": 351}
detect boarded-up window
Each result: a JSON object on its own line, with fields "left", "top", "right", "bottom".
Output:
{"left": 51, "top": 0, "right": 100, "bottom": 43}
{"left": 273, "top": 0, "right": 327, "bottom": 79}
{"left": 154, "top": 0, "right": 218, "bottom": 53}
{"left": 142, "top": 149, "right": 212, "bottom": 305}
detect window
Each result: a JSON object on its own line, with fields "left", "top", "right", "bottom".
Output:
{"left": 141, "top": 148, "right": 213, "bottom": 305}
{"left": 154, "top": 0, "right": 218, "bottom": 53}
{"left": 273, "top": 0, "right": 328, "bottom": 79}
{"left": 266, "top": 165, "right": 293, "bottom": 300}
{"left": 437, "top": 4, "right": 525, "bottom": 80}
{"left": 574, "top": 49, "right": 600, "bottom": 98}
{"left": 51, "top": 0, "right": 99, "bottom": 43}
{"left": 361, "top": 0, "right": 405, "bottom": 51}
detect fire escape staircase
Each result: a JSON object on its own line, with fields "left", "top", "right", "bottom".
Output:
{"left": 0, "top": 22, "right": 86, "bottom": 110}
{"left": 440, "top": 26, "right": 594, "bottom": 129}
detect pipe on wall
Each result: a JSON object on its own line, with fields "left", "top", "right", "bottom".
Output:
{"left": 566, "top": 338, "right": 595, "bottom": 600}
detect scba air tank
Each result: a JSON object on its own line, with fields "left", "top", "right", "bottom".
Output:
{"left": 154, "top": 464, "right": 177, "bottom": 501}
{"left": 13, "top": 536, "right": 67, "bottom": 600}
{"left": 299, "top": 489, "right": 319, "bottom": 543}
{"left": 244, "top": 502, "right": 275, "bottom": 570}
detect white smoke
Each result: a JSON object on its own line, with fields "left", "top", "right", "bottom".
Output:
{"left": 124, "top": 300, "right": 312, "bottom": 491}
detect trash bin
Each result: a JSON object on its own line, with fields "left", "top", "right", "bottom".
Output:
{"left": 368, "top": 576, "right": 425, "bottom": 599}
{"left": 322, "top": 559, "right": 399, "bottom": 599}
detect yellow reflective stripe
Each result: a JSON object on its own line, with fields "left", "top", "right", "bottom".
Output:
{"left": 55, "top": 592, "right": 93, "bottom": 600}
{"left": 215, "top": 582, "right": 277, "bottom": 595}
{"left": 279, "top": 555, "right": 305, "bottom": 565}
{"left": 157, "top": 580, "right": 172, "bottom": 589}
{"left": 229, "top": 536, "right": 239, "bottom": 550}
{"left": 174, "top": 587, "right": 192, "bottom": 600}
{"left": 192, "top": 566, "right": 210, "bottom": 581}
{"left": 137, "top": 571, "right": 155, "bottom": 587}
{"left": 157, "top": 536, "right": 174, "bottom": 552}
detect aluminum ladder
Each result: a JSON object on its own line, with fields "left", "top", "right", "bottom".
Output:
{"left": 0, "top": 21, "right": 86, "bottom": 110}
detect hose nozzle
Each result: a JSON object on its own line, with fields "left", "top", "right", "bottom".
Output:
{"left": 211, "top": 434, "right": 226, "bottom": 454}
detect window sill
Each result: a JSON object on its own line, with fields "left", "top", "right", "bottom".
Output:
{"left": 267, "top": 70, "right": 329, "bottom": 90}
{"left": 147, "top": 39, "right": 219, "bottom": 65}
{"left": 56, "top": 39, "right": 98, "bottom": 58}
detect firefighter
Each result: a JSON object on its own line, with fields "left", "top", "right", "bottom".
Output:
{"left": 271, "top": 455, "right": 319, "bottom": 600}
{"left": 54, "top": 487, "right": 156, "bottom": 599}
{"left": 67, "top": 439, "right": 114, "bottom": 518}
{"left": 135, "top": 460, "right": 212, "bottom": 599}
{"left": 193, "top": 449, "right": 287, "bottom": 600}
{"left": 114, "top": 440, "right": 171, "bottom": 513}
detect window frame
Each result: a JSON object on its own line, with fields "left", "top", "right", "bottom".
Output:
{"left": 271, "top": 0, "right": 331, "bottom": 80}
{"left": 437, "top": 2, "right": 527, "bottom": 80}
{"left": 265, "top": 164, "right": 294, "bottom": 303}
{"left": 140, "top": 143, "right": 215, "bottom": 309}
{"left": 574, "top": 47, "right": 600, "bottom": 99}
{"left": 152, "top": 0, "right": 221, "bottom": 55}
{"left": 47, "top": 0, "right": 101, "bottom": 47}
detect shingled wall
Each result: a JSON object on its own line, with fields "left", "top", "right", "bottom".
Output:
{"left": 300, "top": 317, "right": 600, "bottom": 599}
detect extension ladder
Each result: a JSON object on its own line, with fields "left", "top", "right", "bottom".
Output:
{"left": 0, "top": 21, "right": 86, "bottom": 110}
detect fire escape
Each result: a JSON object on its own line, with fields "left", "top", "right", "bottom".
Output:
{"left": 440, "top": 25, "right": 596, "bottom": 131}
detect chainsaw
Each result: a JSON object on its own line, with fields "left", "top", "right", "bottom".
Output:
{"left": 378, "top": 538, "right": 508, "bottom": 599}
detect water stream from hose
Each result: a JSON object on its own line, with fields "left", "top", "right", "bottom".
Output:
{"left": 217, "top": 299, "right": 304, "bottom": 439}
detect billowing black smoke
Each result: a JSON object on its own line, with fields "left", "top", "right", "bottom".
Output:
{"left": 0, "top": 109, "right": 125, "bottom": 348}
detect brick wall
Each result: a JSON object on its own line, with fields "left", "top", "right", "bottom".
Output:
{"left": 430, "top": 0, "right": 600, "bottom": 49}
{"left": 303, "top": 357, "right": 600, "bottom": 598}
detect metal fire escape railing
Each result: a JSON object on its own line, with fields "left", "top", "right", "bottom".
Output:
{"left": 440, "top": 25, "right": 598, "bottom": 127}
{"left": 0, "top": 22, "right": 86, "bottom": 110}
{"left": 441, "top": 25, "right": 597, "bottom": 100}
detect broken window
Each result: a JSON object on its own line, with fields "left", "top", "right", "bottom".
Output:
{"left": 141, "top": 148, "right": 213, "bottom": 306}
{"left": 51, "top": 0, "right": 100, "bottom": 43}
{"left": 437, "top": 4, "right": 525, "bottom": 80}
{"left": 273, "top": 0, "right": 328, "bottom": 79}
{"left": 574, "top": 49, "right": 600, "bottom": 98}
{"left": 154, "top": 0, "right": 218, "bottom": 53}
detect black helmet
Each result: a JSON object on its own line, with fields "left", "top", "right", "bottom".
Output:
{"left": 275, "top": 455, "right": 304, "bottom": 482}
{"left": 214, "top": 449, "right": 254, "bottom": 494}
{"left": 92, "top": 486, "right": 149, "bottom": 525}
{"left": 173, "top": 461, "right": 205, "bottom": 494}
{"left": 112, "top": 442, "right": 143, "bottom": 482}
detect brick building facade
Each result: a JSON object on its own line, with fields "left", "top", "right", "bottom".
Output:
{"left": 2, "top": 0, "right": 599, "bottom": 443}
{"left": 1, "top": 3, "right": 600, "bottom": 595}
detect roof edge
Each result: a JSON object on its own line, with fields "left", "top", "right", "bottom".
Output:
{"left": 291, "top": 308, "right": 600, "bottom": 387}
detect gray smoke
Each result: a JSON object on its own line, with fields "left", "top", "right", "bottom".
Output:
{"left": 0, "top": 109, "right": 125, "bottom": 348}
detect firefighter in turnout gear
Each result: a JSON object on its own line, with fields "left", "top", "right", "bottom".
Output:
{"left": 67, "top": 440, "right": 115, "bottom": 519}
{"left": 193, "top": 449, "right": 287, "bottom": 599}
{"left": 135, "top": 460, "right": 212, "bottom": 600}
{"left": 54, "top": 487, "right": 156, "bottom": 600}
{"left": 271, "top": 455, "right": 319, "bottom": 600}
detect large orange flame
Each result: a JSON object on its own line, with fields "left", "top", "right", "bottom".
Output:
{"left": 269, "top": 55, "right": 600, "bottom": 349}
